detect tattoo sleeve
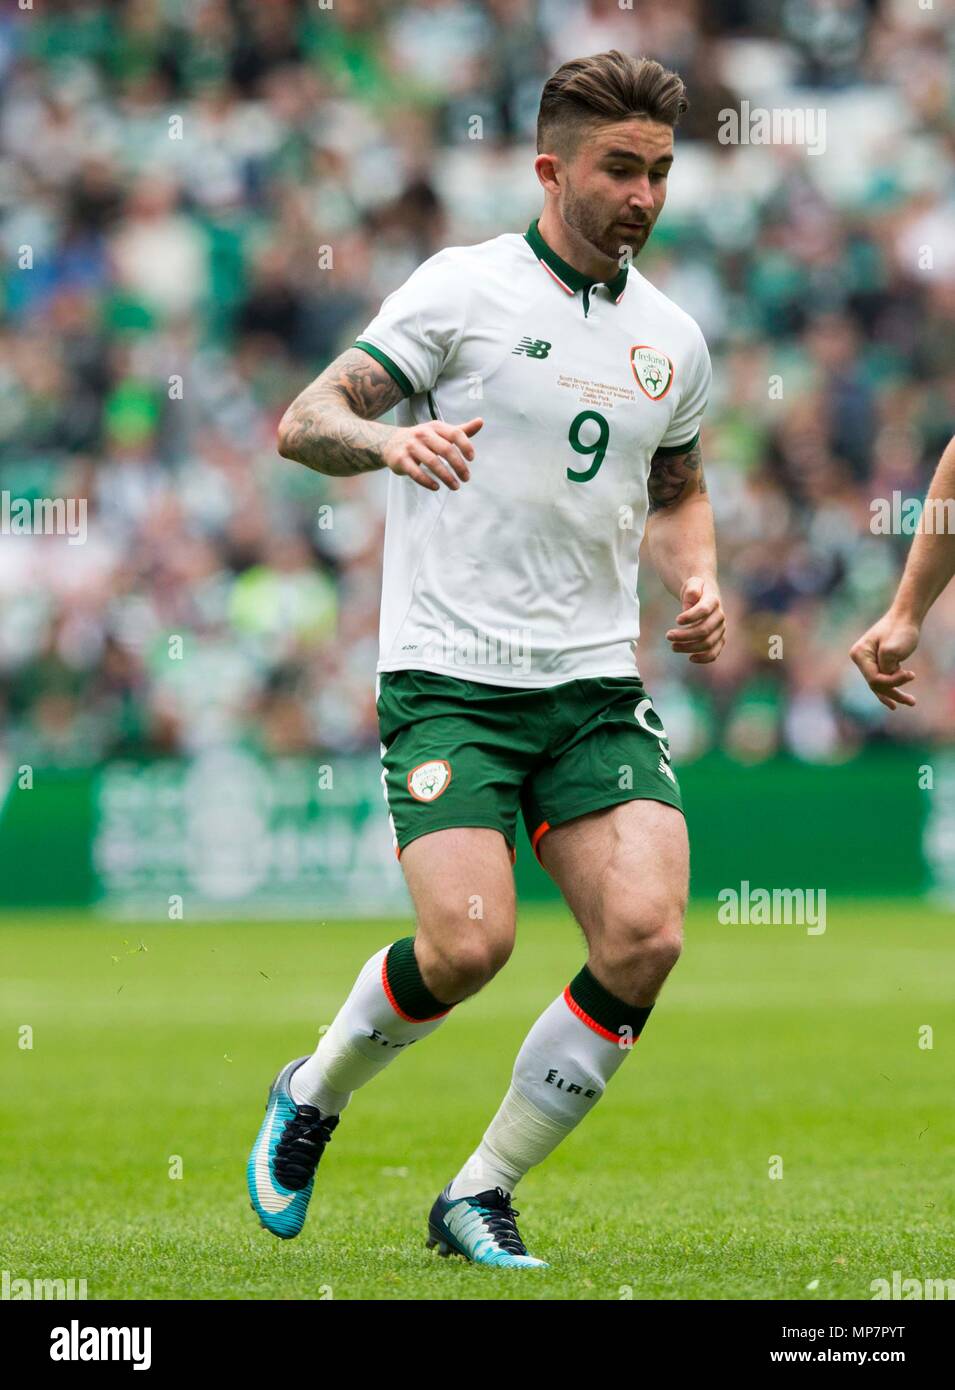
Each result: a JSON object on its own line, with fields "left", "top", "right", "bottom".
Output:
{"left": 647, "top": 438, "right": 707, "bottom": 513}
{"left": 277, "top": 347, "right": 407, "bottom": 475}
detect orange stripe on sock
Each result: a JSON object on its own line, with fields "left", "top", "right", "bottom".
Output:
{"left": 562, "top": 985, "right": 638, "bottom": 1045}
{"left": 380, "top": 952, "right": 452, "bottom": 1024}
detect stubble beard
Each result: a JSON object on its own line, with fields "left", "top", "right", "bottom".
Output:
{"left": 562, "top": 182, "right": 651, "bottom": 268}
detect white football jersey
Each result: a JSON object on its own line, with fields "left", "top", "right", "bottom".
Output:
{"left": 355, "top": 220, "right": 712, "bottom": 687}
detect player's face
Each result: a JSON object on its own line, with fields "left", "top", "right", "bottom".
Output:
{"left": 561, "top": 117, "right": 674, "bottom": 263}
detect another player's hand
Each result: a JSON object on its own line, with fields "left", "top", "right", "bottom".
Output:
{"left": 849, "top": 611, "right": 919, "bottom": 710}
{"left": 666, "top": 576, "right": 726, "bottom": 664}
{"left": 383, "top": 418, "right": 483, "bottom": 491}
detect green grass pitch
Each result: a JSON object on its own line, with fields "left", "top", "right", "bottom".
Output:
{"left": 1, "top": 902, "right": 952, "bottom": 1301}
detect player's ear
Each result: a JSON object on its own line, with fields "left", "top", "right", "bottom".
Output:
{"left": 534, "top": 152, "right": 561, "bottom": 193}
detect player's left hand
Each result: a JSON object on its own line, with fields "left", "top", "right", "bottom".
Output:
{"left": 666, "top": 576, "right": 726, "bottom": 664}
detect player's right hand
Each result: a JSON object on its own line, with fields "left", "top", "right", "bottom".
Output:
{"left": 383, "top": 418, "right": 483, "bottom": 492}
{"left": 849, "top": 611, "right": 920, "bottom": 710}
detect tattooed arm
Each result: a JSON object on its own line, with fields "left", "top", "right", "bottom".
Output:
{"left": 648, "top": 436, "right": 707, "bottom": 513}
{"left": 277, "top": 348, "right": 482, "bottom": 492}
{"left": 644, "top": 437, "right": 725, "bottom": 664}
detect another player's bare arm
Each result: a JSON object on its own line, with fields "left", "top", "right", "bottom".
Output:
{"left": 644, "top": 438, "right": 725, "bottom": 664}
{"left": 850, "top": 435, "right": 955, "bottom": 709}
{"left": 276, "top": 348, "right": 482, "bottom": 491}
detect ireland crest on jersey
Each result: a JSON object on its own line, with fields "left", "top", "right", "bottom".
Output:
{"left": 630, "top": 346, "right": 674, "bottom": 400}
{"left": 408, "top": 759, "right": 452, "bottom": 802}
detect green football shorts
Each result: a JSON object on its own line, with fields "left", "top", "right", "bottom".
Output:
{"left": 376, "top": 670, "right": 683, "bottom": 864}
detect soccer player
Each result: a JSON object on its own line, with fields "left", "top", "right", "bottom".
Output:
{"left": 247, "top": 50, "right": 725, "bottom": 1266}
{"left": 850, "top": 435, "right": 955, "bottom": 709}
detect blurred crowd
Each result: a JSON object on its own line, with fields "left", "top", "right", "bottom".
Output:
{"left": 2, "top": 0, "right": 954, "bottom": 768}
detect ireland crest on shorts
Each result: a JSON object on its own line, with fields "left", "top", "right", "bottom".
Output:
{"left": 408, "top": 759, "right": 452, "bottom": 802}
{"left": 630, "top": 345, "right": 673, "bottom": 400}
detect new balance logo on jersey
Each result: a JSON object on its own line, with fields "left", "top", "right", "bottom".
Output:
{"left": 512, "top": 337, "right": 552, "bottom": 359}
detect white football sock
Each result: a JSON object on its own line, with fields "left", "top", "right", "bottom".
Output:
{"left": 290, "top": 943, "right": 452, "bottom": 1114}
{"left": 447, "top": 986, "right": 638, "bottom": 1199}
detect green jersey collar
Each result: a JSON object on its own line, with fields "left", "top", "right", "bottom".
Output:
{"left": 524, "top": 218, "right": 628, "bottom": 305}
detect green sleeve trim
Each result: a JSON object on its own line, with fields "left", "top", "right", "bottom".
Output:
{"left": 653, "top": 430, "right": 700, "bottom": 458}
{"left": 353, "top": 340, "right": 415, "bottom": 398}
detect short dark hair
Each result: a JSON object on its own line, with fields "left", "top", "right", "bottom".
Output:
{"left": 537, "top": 51, "right": 688, "bottom": 156}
